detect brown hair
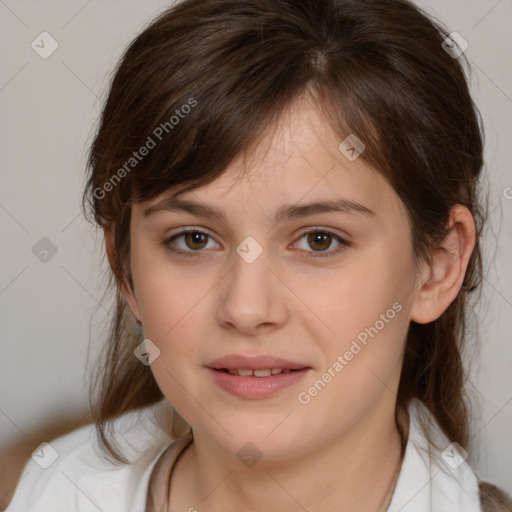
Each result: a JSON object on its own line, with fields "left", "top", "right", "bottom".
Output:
{"left": 83, "top": 0, "right": 486, "bottom": 464}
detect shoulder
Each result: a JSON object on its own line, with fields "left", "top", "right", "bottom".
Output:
{"left": 401, "top": 400, "right": 511, "bottom": 511}
{"left": 479, "top": 481, "right": 512, "bottom": 512}
{"left": 5, "top": 400, "right": 177, "bottom": 512}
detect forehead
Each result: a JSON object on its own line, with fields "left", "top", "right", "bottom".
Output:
{"left": 137, "top": 98, "right": 405, "bottom": 223}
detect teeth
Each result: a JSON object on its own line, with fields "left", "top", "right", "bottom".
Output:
{"left": 223, "top": 368, "right": 292, "bottom": 377}
{"left": 253, "top": 369, "right": 271, "bottom": 377}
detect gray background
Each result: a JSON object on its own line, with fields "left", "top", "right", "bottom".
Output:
{"left": 1, "top": 0, "right": 511, "bottom": 503}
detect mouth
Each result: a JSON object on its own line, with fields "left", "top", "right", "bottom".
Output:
{"left": 215, "top": 368, "right": 300, "bottom": 377}
{"left": 206, "top": 354, "right": 311, "bottom": 398}
{"left": 207, "top": 354, "right": 309, "bottom": 372}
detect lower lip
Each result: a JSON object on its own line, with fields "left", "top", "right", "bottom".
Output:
{"left": 207, "top": 368, "right": 310, "bottom": 398}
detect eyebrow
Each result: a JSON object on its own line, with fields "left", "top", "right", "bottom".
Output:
{"left": 143, "top": 196, "right": 375, "bottom": 223}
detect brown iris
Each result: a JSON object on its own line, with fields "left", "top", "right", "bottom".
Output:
{"left": 184, "top": 231, "right": 209, "bottom": 250}
{"left": 307, "top": 231, "right": 332, "bottom": 252}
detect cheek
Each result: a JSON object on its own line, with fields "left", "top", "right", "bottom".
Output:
{"left": 134, "top": 267, "right": 209, "bottom": 423}
{"left": 295, "top": 275, "right": 408, "bottom": 439}
{"left": 294, "top": 247, "right": 411, "bottom": 347}
{"left": 130, "top": 248, "right": 218, "bottom": 378}
{"left": 136, "top": 273, "right": 206, "bottom": 355}
{"left": 294, "top": 247, "right": 412, "bottom": 404}
{"left": 131, "top": 241, "right": 206, "bottom": 335}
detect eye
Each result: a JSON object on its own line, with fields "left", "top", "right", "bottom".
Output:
{"left": 164, "top": 229, "right": 220, "bottom": 257}
{"left": 163, "top": 228, "right": 350, "bottom": 260}
{"left": 292, "top": 230, "right": 350, "bottom": 259}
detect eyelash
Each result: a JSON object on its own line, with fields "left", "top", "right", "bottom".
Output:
{"left": 163, "top": 229, "right": 350, "bottom": 260}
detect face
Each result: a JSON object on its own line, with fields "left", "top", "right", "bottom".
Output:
{"left": 123, "top": 98, "right": 422, "bottom": 462}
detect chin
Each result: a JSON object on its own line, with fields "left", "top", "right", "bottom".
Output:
{"left": 199, "top": 413, "right": 311, "bottom": 463}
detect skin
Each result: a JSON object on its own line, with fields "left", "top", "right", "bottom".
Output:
{"left": 106, "top": 96, "right": 476, "bottom": 511}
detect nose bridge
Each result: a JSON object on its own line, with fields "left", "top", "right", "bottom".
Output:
{"left": 228, "top": 234, "right": 273, "bottom": 306}
{"left": 216, "top": 234, "right": 287, "bottom": 332}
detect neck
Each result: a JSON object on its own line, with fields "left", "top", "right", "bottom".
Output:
{"left": 170, "top": 397, "right": 408, "bottom": 512}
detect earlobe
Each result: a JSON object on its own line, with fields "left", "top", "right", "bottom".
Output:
{"left": 410, "top": 205, "right": 476, "bottom": 324}
{"left": 103, "top": 228, "right": 142, "bottom": 323}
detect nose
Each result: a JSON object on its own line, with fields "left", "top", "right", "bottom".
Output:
{"left": 215, "top": 244, "right": 289, "bottom": 336}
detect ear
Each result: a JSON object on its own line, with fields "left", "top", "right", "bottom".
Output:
{"left": 410, "top": 204, "right": 476, "bottom": 324}
{"left": 104, "top": 228, "right": 142, "bottom": 323}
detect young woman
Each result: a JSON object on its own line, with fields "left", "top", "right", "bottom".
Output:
{"left": 6, "top": 0, "right": 512, "bottom": 510}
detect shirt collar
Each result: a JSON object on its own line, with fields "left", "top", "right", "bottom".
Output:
{"left": 388, "top": 398, "right": 481, "bottom": 511}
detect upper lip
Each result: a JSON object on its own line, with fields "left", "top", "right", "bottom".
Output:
{"left": 207, "top": 354, "right": 310, "bottom": 371}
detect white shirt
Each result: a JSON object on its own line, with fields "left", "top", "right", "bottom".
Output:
{"left": 6, "top": 398, "right": 482, "bottom": 511}
{"left": 6, "top": 401, "right": 175, "bottom": 512}
{"left": 388, "top": 398, "right": 481, "bottom": 511}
